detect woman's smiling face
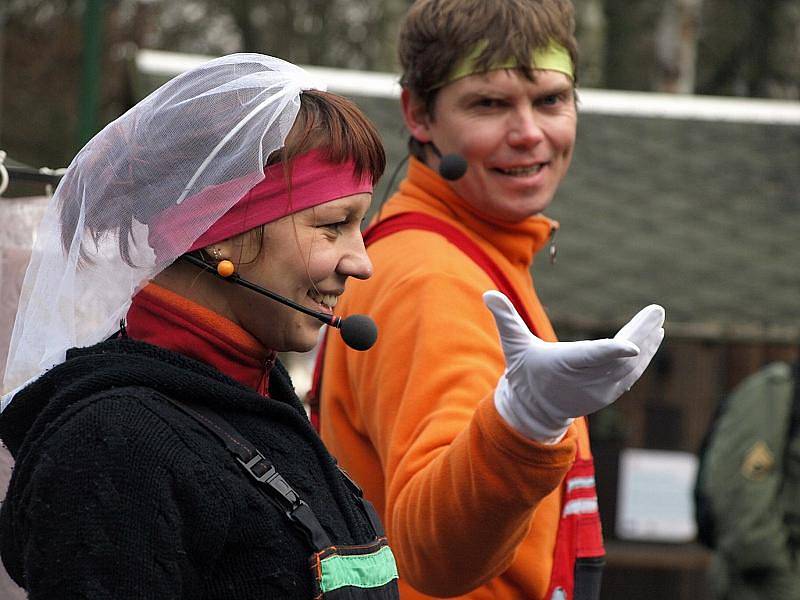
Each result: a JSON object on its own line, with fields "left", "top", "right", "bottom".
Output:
{"left": 221, "top": 192, "right": 373, "bottom": 352}
{"left": 403, "top": 68, "right": 577, "bottom": 222}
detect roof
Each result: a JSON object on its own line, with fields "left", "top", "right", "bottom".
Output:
{"left": 353, "top": 98, "right": 800, "bottom": 336}
{"left": 130, "top": 51, "right": 800, "bottom": 336}
{"left": 133, "top": 49, "right": 800, "bottom": 124}
{"left": 537, "top": 113, "right": 800, "bottom": 335}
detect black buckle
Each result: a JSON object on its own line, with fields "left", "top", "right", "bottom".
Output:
{"left": 237, "top": 452, "right": 332, "bottom": 550}
{"left": 237, "top": 453, "right": 301, "bottom": 506}
{"left": 237, "top": 452, "right": 276, "bottom": 482}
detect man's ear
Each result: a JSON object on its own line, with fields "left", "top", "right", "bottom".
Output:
{"left": 401, "top": 89, "right": 433, "bottom": 144}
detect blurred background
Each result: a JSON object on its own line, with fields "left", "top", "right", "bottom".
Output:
{"left": 1, "top": 1, "right": 799, "bottom": 598}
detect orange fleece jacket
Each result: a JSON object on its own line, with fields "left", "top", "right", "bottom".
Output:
{"left": 321, "top": 158, "right": 595, "bottom": 599}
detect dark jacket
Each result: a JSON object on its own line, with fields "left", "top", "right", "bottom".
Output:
{"left": 698, "top": 362, "right": 800, "bottom": 600}
{"left": 0, "top": 339, "right": 378, "bottom": 599}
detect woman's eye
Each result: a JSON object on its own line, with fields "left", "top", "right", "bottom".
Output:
{"left": 320, "top": 222, "right": 344, "bottom": 233}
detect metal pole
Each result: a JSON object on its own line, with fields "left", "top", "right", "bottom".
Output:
{"left": 78, "top": 0, "right": 104, "bottom": 148}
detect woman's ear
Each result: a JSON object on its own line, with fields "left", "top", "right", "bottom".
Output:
{"left": 203, "top": 239, "right": 240, "bottom": 266}
{"left": 203, "top": 243, "right": 229, "bottom": 262}
{"left": 203, "top": 227, "right": 262, "bottom": 266}
{"left": 401, "top": 89, "right": 433, "bottom": 144}
{"left": 203, "top": 246, "right": 225, "bottom": 262}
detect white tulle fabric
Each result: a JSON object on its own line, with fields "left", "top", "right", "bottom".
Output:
{"left": 2, "top": 54, "right": 325, "bottom": 408}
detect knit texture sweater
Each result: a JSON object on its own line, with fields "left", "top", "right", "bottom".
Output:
{"left": 320, "top": 158, "right": 593, "bottom": 599}
{"left": 0, "top": 294, "right": 379, "bottom": 599}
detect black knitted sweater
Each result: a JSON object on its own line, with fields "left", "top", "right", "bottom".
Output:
{"left": 0, "top": 339, "right": 378, "bottom": 599}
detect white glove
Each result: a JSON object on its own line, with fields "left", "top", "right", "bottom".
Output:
{"left": 483, "top": 291, "right": 665, "bottom": 444}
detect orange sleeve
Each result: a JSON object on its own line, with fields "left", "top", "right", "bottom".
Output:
{"left": 324, "top": 231, "right": 577, "bottom": 597}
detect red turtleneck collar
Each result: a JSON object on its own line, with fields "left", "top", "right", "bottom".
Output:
{"left": 126, "top": 283, "right": 276, "bottom": 395}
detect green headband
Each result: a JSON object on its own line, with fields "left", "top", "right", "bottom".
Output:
{"left": 443, "top": 41, "right": 574, "bottom": 87}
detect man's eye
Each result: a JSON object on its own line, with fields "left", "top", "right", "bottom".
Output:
{"left": 475, "top": 98, "right": 503, "bottom": 108}
{"left": 538, "top": 94, "right": 565, "bottom": 107}
{"left": 320, "top": 222, "right": 344, "bottom": 233}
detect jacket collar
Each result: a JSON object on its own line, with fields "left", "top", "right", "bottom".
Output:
{"left": 126, "top": 283, "right": 275, "bottom": 395}
{"left": 383, "top": 157, "right": 558, "bottom": 269}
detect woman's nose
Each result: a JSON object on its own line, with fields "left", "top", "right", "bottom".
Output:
{"left": 339, "top": 234, "right": 373, "bottom": 280}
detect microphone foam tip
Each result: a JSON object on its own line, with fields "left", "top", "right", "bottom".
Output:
{"left": 438, "top": 154, "right": 468, "bottom": 181}
{"left": 339, "top": 314, "right": 378, "bottom": 351}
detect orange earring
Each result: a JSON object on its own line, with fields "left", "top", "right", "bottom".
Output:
{"left": 216, "top": 259, "right": 235, "bottom": 278}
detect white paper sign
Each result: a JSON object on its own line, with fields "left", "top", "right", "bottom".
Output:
{"left": 615, "top": 448, "right": 698, "bottom": 542}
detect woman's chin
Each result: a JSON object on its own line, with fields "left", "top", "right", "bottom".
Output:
{"left": 285, "top": 327, "right": 323, "bottom": 353}
{"left": 291, "top": 340, "right": 318, "bottom": 353}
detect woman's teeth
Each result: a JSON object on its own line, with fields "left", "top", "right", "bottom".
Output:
{"left": 497, "top": 164, "right": 543, "bottom": 176}
{"left": 309, "top": 291, "right": 338, "bottom": 309}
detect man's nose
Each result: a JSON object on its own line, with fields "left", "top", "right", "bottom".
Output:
{"left": 507, "top": 107, "right": 545, "bottom": 148}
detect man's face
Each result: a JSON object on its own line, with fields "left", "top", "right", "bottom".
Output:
{"left": 404, "top": 68, "right": 577, "bottom": 222}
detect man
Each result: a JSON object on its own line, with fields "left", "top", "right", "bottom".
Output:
{"left": 696, "top": 362, "right": 800, "bottom": 600}
{"left": 319, "top": 1, "right": 665, "bottom": 598}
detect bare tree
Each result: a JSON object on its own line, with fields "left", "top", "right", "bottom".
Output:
{"left": 696, "top": 0, "right": 800, "bottom": 98}
{"left": 602, "top": 0, "right": 663, "bottom": 90}
{"left": 655, "top": 0, "right": 702, "bottom": 93}
{"left": 574, "top": 0, "right": 607, "bottom": 87}
{"left": 218, "top": 0, "right": 411, "bottom": 71}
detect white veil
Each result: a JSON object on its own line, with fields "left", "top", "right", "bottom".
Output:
{"left": 2, "top": 53, "right": 325, "bottom": 408}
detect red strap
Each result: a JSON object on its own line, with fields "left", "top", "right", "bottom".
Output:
{"left": 311, "top": 212, "right": 604, "bottom": 591}
{"left": 308, "top": 212, "right": 539, "bottom": 431}
{"left": 362, "top": 213, "right": 539, "bottom": 335}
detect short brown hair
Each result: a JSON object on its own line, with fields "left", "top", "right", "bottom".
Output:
{"left": 398, "top": 0, "right": 578, "bottom": 115}
{"left": 272, "top": 90, "right": 386, "bottom": 187}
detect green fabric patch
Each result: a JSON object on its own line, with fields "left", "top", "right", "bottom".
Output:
{"left": 319, "top": 545, "right": 399, "bottom": 593}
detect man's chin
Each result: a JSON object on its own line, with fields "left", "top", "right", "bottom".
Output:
{"left": 495, "top": 200, "right": 553, "bottom": 222}
{"left": 516, "top": 193, "right": 555, "bottom": 218}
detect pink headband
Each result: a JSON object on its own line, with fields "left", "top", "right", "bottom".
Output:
{"left": 149, "top": 149, "right": 373, "bottom": 257}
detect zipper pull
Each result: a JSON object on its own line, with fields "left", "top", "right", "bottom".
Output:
{"left": 258, "top": 354, "right": 277, "bottom": 397}
{"left": 548, "top": 227, "right": 558, "bottom": 265}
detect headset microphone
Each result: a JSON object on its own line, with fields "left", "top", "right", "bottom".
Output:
{"left": 438, "top": 154, "right": 468, "bottom": 181}
{"left": 181, "top": 254, "right": 378, "bottom": 351}
{"left": 429, "top": 143, "right": 468, "bottom": 181}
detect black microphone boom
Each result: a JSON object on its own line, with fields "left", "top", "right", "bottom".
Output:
{"left": 180, "top": 254, "right": 377, "bottom": 351}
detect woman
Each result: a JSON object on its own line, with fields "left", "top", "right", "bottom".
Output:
{"left": 0, "top": 54, "right": 398, "bottom": 598}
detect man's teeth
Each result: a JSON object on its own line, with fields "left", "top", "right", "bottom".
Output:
{"left": 309, "top": 291, "right": 338, "bottom": 308}
{"left": 498, "top": 164, "right": 543, "bottom": 176}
